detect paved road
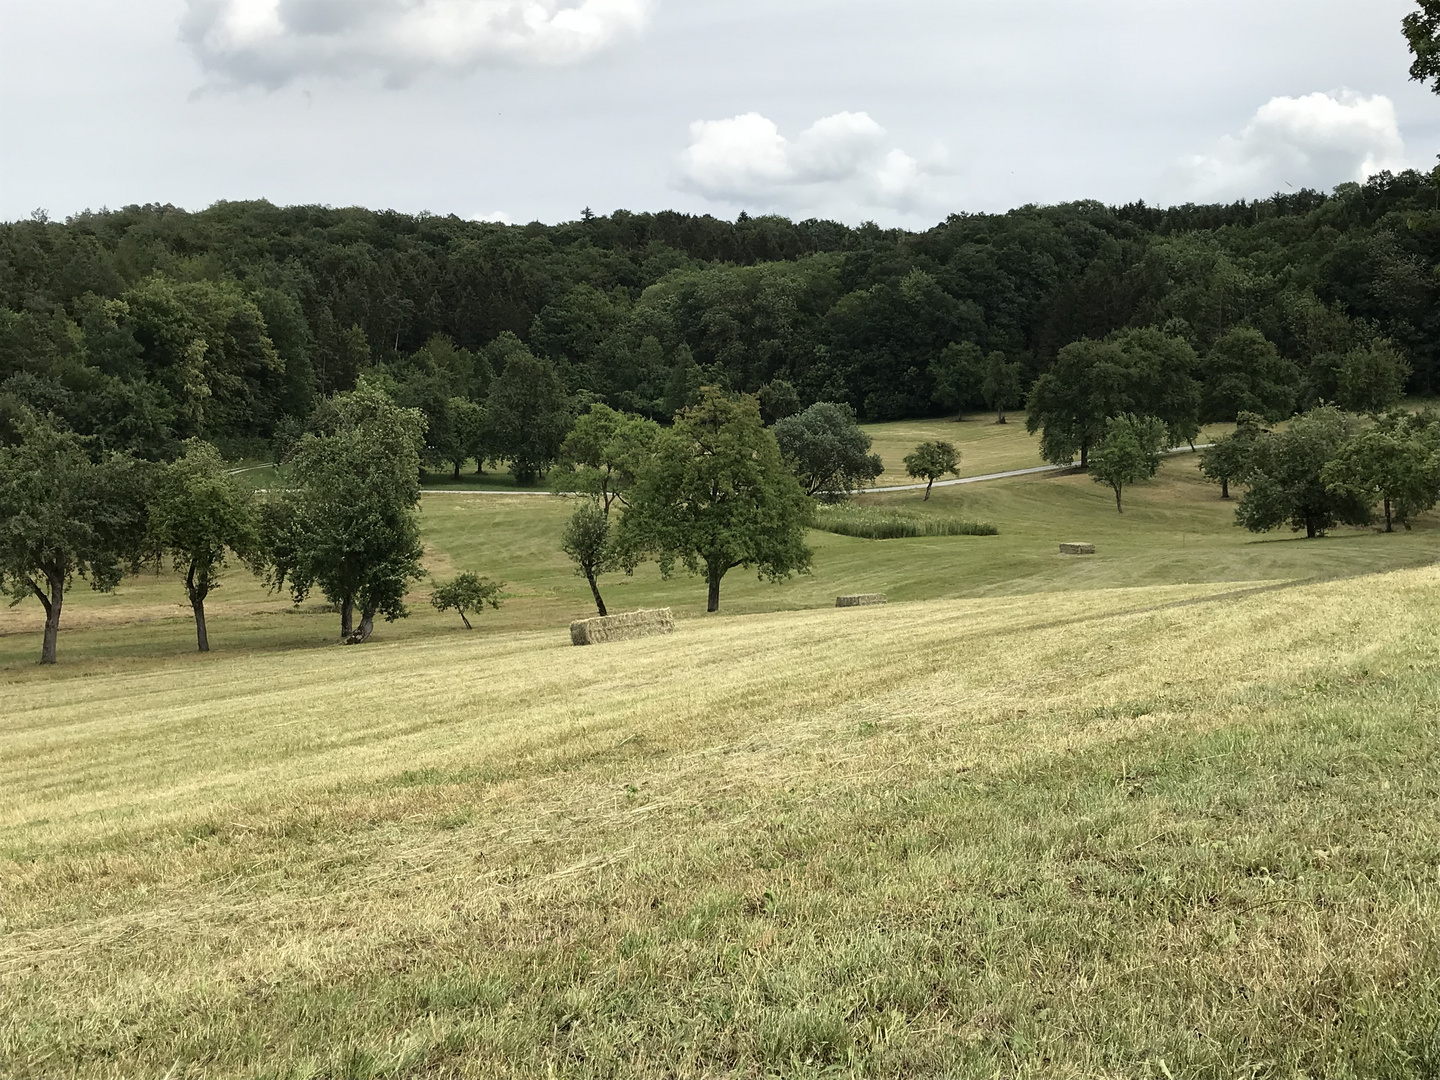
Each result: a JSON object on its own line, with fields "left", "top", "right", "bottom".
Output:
{"left": 418, "top": 444, "right": 1211, "bottom": 497}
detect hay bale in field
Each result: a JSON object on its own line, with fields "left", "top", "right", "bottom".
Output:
{"left": 836, "top": 594, "right": 888, "bottom": 608}
{"left": 1059, "top": 542, "right": 1096, "bottom": 555}
{"left": 570, "top": 608, "right": 675, "bottom": 646}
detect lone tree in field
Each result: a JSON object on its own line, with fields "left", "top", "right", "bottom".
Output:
{"left": 1236, "top": 406, "right": 1372, "bottom": 539}
{"left": 1200, "top": 412, "right": 1266, "bottom": 499}
{"left": 1322, "top": 423, "right": 1440, "bottom": 532}
{"left": 261, "top": 380, "right": 428, "bottom": 644}
{"left": 773, "top": 401, "right": 884, "bottom": 501}
{"left": 904, "top": 441, "right": 961, "bottom": 500}
{"left": 0, "top": 414, "right": 149, "bottom": 664}
{"left": 146, "top": 439, "right": 260, "bottom": 653}
{"left": 616, "top": 388, "right": 812, "bottom": 613}
{"left": 430, "top": 572, "right": 502, "bottom": 629}
{"left": 562, "top": 499, "right": 616, "bottom": 616}
{"left": 555, "top": 403, "right": 660, "bottom": 514}
{"left": 1089, "top": 414, "right": 1168, "bottom": 514}
{"left": 981, "top": 351, "right": 1024, "bottom": 424}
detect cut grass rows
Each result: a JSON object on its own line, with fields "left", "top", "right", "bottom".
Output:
{"left": 3, "top": 571, "right": 1439, "bottom": 1076}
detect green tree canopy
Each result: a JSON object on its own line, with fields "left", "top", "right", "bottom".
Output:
{"left": 1199, "top": 411, "right": 1266, "bottom": 499}
{"left": 430, "top": 572, "right": 502, "bottom": 629}
{"left": 930, "top": 342, "right": 985, "bottom": 421}
{"left": 1236, "top": 406, "right": 1372, "bottom": 538}
{"left": 145, "top": 439, "right": 260, "bottom": 653}
{"left": 555, "top": 403, "right": 661, "bottom": 513}
{"left": 1405, "top": 0, "right": 1440, "bottom": 92}
{"left": 616, "top": 388, "right": 812, "bottom": 613}
{"left": 0, "top": 414, "right": 149, "bottom": 664}
{"left": 561, "top": 499, "right": 617, "bottom": 616}
{"left": 1089, "top": 414, "right": 1168, "bottom": 513}
{"left": 1321, "top": 420, "right": 1440, "bottom": 532}
{"left": 485, "top": 337, "right": 573, "bottom": 484}
{"left": 260, "top": 380, "right": 428, "bottom": 644}
{"left": 903, "top": 440, "right": 961, "bottom": 500}
{"left": 1334, "top": 339, "right": 1411, "bottom": 414}
{"left": 773, "top": 401, "right": 884, "bottom": 501}
{"left": 981, "top": 351, "right": 1024, "bottom": 424}
{"left": 1200, "top": 328, "right": 1298, "bottom": 422}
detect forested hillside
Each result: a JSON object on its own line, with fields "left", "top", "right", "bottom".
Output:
{"left": 3, "top": 170, "right": 1439, "bottom": 460}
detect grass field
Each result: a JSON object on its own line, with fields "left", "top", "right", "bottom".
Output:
{"left": 3, "top": 419, "right": 1440, "bottom": 1077}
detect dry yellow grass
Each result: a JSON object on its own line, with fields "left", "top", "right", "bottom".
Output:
{"left": 4, "top": 569, "right": 1440, "bottom": 1076}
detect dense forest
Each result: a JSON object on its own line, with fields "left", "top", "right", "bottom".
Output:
{"left": 3, "top": 170, "right": 1439, "bottom": 463}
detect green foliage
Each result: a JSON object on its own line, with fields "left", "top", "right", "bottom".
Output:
{"left": 616, "top": 388, "right": 813, "bottom": 612}
{"left": 1236, "top": 406, "right": 1373, "bottom": 538}
{"left": 1089, "top": 414, "right": 1169, "bottom": 513}
{"left": 561, "top": 499, "right": 616, "bottom": 616}
{"left": 757, "top": 378, "right": 801, "bottom": 425}
{"left": 930, "top": 342, "right": 985, "bottom": 419}
{"left": 1405, "top": 0, "right": 1440, "bottom": 92}
{"left": 145, "top": 439, "right": 260, "bottom": 652}
{"left": 773, "top": 402, "right": 884, "bottom": 500}
{"left": 429, "top": 572, "right": 502, "bottom": 630}
{"left": 1334, "top": 339, "right": 1411, "bottom": 414}
{"left": 554, "top": 404, "right": 660, "bottom": 513}
{"left": 1321, "top": 416, "right": 1440, "bottom": 532}
{"left": 812, "top": 503, "right": 998, "bottom": 539}
{"left": 1200, "top": 328, "right": 1298, "bottom": 422}
{"left": 1199, "top": 412, "right": 1266, "bottom": 499}
{"left": 484, "top": 338, "right": 572, "bottom": 484}
{"left": 0, "top": 413, "right": 150, "bottom": 663}
{"left": 903, "top": 440, "right": 961, "bottom": 500}
{"left": 980, "top": 351, "right": 1024, "bottom": 423}
{"left": 260, "top": 380, "right": 428, "bottom": 643}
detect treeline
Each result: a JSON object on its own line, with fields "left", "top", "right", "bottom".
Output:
{"left": 3, "top": 171, "right": 1440, "bottom": 462}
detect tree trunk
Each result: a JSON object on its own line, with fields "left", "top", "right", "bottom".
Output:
{"left": 340, "top": 596, "right": 355, "bottom": 641}
{"left": 453, "top": 461, "right": 461, "bottom": 481}
{"left": 1079, "top": 442, "right": 1089, "bottom": 470}
{"left": 1114, "top": 485, "right": 1123, "bottom": 513}
{"left": 1306, "top": 521, "right": 1318, "bottom": 539}
{"left": 460, "top": 610, "right": 473, "bottom": 630}
{"left": 587, "top": 572, "right": 608, "bottom": 617}
{"left": 1220, "top": 478, "right": 1229, "bottom": 500}
{"left": 186, "top": 562, "right": 210, "bottom": 653}
{"left": 924, "top": 477, "right": 934, "bottom": 501}
{"left": 345, "top": 604, "right": 376, "bottom": 645}
{"left": 996, "top": 407, "right": 1007, "bottom": 424}
{"left": 706, "top": 565, "right": 723, "bottom": 613}
{"left": 35, "top": 571, "right": 63, "bottom": 666}
{"left": 1384, "top": 498, "right": 1393, "bottom": 533}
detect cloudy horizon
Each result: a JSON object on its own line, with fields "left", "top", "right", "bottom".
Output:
{"left": 2, "top": 0, "right": 1436, "bottom": 227}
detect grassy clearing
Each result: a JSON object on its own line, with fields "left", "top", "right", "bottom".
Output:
{"left": 2, "top": 570, "right": 1439, "bottom": 1076}
{"left": 812, "top": 503, "right": 999, "bottom": 539}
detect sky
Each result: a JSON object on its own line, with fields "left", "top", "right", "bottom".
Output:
{"left": 1, "top": 0, "right": 1436, "bottom": 228}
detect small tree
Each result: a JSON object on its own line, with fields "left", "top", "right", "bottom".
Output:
{"left": 1236, "top": 406, "right": 1372, "bottom": 538}
{"left": 146, "top": 439, "right": 259, "bottom": 653}
{"left": 773, "top": 402, "right": 884, "bottom": 501}
{"left": 561, "top": 499, "right": 615, "bottom": 615}
{"left": 1322, "top": 427, "right": 1439, "bottom": 532}
{"left": 981, "top": 351, "right": 1023, "bottom": 424}
{"left": 1199, "top": 412, "right": 1265, "bottom": 499}
{"left": 555, "top": 403, "right": 660, "bottom": 514}
{"left": 904, "top": 441, "right": 961, "bottom": 500}
{"left": 260, "top": 380, "right": 428, "bottom": 644}
{"left": 930, "top": 342, "right": 984, "bottom": 421}
{"left": 0, "top": 414, "right": 149, "bottom": 664}
{"left": 430, "top": 572, "right": 502, "bottom": 629}
{"left": 1089, "top": 414, "right": 1167, "bottom": 514}
{"left": 1335, "top": 339, "right": 1411, "bottom": 414}
{"left": 616, "top": 388, "right": 812, "bottom": 613}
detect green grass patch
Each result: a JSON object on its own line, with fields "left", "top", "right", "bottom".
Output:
{"left": 813, "top": 502, "right": 999, "bottom": 539}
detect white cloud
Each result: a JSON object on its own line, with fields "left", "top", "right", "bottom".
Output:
{"left": 1174, "top": 90, "right": 1408, "bottom": 201}
{"left": 181, "top": 0, "right": 650, "bottom": 87}
{"left": 676, "top": 111, "right": 938, "bottom": 214}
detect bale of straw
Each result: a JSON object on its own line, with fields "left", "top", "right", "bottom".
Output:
{"left": 1059, "top": 542, "right": 1096, "bottom": 555}
{"left": 570, "top": 608, "right": 675, "bottom": 646}
{"left": 836, "top": 594, "right": 888, "bottom": 608}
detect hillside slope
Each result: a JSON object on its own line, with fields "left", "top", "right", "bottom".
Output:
{"left": 3, "top": 571, "right": 1439, "bottom": 1077}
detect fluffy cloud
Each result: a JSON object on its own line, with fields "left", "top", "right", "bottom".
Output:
{"left": 676, "top": 112, "right": 937, "bottom": 215}
{"left": 1175, "top": 90, "right": 1408, "bottom": 201}
{"left": 181, "top": 0, "right": 649, "bottom": 87}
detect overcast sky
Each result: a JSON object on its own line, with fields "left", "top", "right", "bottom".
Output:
{"left": 2, "top": 0, "right": 1436, "bottom": 227}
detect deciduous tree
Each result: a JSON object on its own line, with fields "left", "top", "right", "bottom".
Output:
{"left": 773, "top": 402, "right": 884, "bottom": 501}
{"left": 555, "top": 404, "right": 660, "bottom": 514}
{"left": 981, "top": 351, "right": 1023, "bottom": 424}
{"left": 1199, "top": 412, "right": 1265, "bottom": 499}
{"left": 484, "top": 338, "right": 572, "bottom": 484}
{"left": 430, "top": 572, "right": 502, "bottom": 629}
{"left": 146, "top": 439, "right": 259, "bottom": 652}
{"left": 1089, "top": 414, "right": 1168, "bottom": 513}
{"left": 561, "top": 499, "right": 616, "bottom": 615}
{"left": 616, "top": 389, "right": 812, "bottom": 613}
{"left": 1322, "top": 425, "right": 1439, "bottom": 532}
{"left": 904, "top": 441, "right": 961, "bottom": 500}
{"left": 1236, "top": 406, "right": 1372, "bottom": 538}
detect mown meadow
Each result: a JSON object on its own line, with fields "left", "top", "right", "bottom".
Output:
{"left": 2, "top": 418, "right": 1439, "bottom": 1077}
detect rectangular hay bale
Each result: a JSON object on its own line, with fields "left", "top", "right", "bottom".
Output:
{"left": 1059, "top": 542, "right": 1096, "bottom": 555}
{"left": 570, "top": 608, "right": 675, "bottom": 646}
{"left": 836, "top": 594, "right": 888, "bottom": 608}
